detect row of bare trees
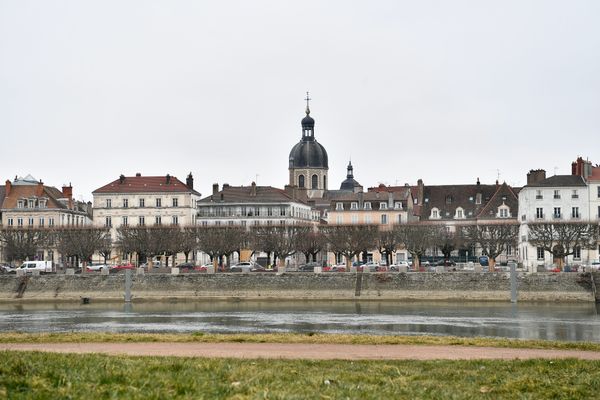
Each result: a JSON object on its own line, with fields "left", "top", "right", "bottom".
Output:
{"left": 1, "top": 222, "right": 597, "bottom": 271}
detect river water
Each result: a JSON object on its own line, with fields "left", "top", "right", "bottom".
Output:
{"left": 1, "top": 301, "right": 600, "bottom": 342}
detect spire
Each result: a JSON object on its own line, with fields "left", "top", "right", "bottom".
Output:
{"left": 305, "top": 91, "right": 311, "bottom": 115}
{"left": 346, "top": 160, "right": 354, "bottom": 178}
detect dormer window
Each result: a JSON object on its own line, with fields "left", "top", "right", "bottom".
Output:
{"left": 431, "top": 207, "right": 440, "bottom": 219}
{"left": 475, "top": 194, "right": 482, "bottom": 204}
{"left": 17, "top": 200, "right": 24, "bottom": 208}
{"left": 335, "top": 203, "right": 343, "bottom": 211}
{"left": 446, "top": 196, "right": 452, "bottom": 204}
{"left": 394, "top": 202, "right": 402, "bottom": 210}
{"left": 351, "top": 202, "right": 358, "bottom": 210}
{"left": 28, "top": 199, "right": 35, "bottom": 208}
{"left": 364, "top": 202, "right": 372, "bottom": 210}
{"left": 379, "top": 202, "right": 387, "bottom": 210}
{"left": 454, "top": 207, "right": 465, "bottom": 219}
{"left": 39, "top": 199, "right": 46, "bottom": 208}
{"left": 498, "top": 206, "right": 510, "bottom": 218}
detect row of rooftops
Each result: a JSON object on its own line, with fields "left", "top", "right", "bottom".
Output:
{"left": 1, "top": 157, "right": 598, "bottom": 221}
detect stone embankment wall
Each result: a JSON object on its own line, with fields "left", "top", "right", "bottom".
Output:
{"left": 0, "top": 272, "right": 598, "bottom": 303}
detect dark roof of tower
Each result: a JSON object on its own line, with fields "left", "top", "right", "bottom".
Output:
{"left": 288, "top": 106, "right": 328, "bottom": 169}
{"left": 340, "top": 161, "right": 361, "bottom": 190}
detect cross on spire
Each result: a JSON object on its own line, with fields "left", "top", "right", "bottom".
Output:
{"left": 305, "top": 91, "right": 311, "bottom": 114}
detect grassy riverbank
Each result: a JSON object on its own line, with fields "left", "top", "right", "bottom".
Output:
{"left": 1, "top": 351, "right": 598, "bottom": 399}
{"left": 2, "top": 332, "right": 600, "bottom": 351}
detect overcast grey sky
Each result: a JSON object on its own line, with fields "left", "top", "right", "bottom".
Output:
{"left": 1, "top": 1, "right": 599, "bottom": 201}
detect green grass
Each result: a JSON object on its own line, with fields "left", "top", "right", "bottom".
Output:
{"left": 0, "top": 351, "right": 598, "bottom": 399}
{"left": 2, "top": 332, "right": 600, "bottom": 351}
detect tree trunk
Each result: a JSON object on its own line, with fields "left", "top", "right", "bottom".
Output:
{"left": 488, "top": 257, "right": 496, "bottom": 272}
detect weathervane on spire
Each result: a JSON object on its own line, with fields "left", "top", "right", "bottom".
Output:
{"left": 305, "top": 91, "right": 311, "bottom": 115}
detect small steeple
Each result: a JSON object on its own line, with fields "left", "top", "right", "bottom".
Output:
{"left": 301, "top": 91, "right": 315, "bottom": 140}
{"left": 346, "top": 160, "right": 354, "bottom": 178}
{"left": 305, "top": 91, "right": 311, "bottom": 115}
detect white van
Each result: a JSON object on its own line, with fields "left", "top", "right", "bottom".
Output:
{"left": 19, "top": 261, "right": 53, "bottom": 274}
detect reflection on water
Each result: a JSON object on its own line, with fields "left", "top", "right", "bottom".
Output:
{"left": 1, "top": 301, "right": 600, "bottom": 342}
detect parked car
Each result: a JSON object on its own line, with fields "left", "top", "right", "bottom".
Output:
{"left": 18, "top": 261, "right": 53, "bottom": 274}
{"left": 0, "top": 264, "right": 17, "bottom": 274}
{"left": 230, "top": 262, "right": 257, "bottom": 273}
{"left": 323, "top": 264, "right": 346, "bottom": 272}
{"left": 591, "top": 261, "right": 600, "bottom": 271}
{"left": 297, "top": 262, "right": 318, "bottom": 272}
{"left": 86, "top": 263, "right": 110, "bottom": 272}
{"left": 112, "top": 263, "right": 135, "bottom": 272}
{"left": 434, "top": 259, "right": 456, "bottom": 267}
{"left": 389, "top": 261, "right": 409, "bottom": 271}
{"left": 360, "top": 261, "right": 379, "bottom": 272}
{"left": 176, "top": 262, "right": 196, "bottom": 271}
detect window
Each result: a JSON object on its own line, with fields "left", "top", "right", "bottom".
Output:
{"left": 122, "top": 216, "right": 128, "bottom": 226}
{"left": 139, "top": 216, "right": 145, "bottom": 226}
{"left": 572, "top": 190, "right": 579, "bottom": 199}
{"left": 535, "top": 190, "right": 543, "bottom": 200}
{"left": 139, "top": 198, "right": 145, "bottom": 207}
{"left": 298, "top": 175, "right": 305, "bottom": 188}
{"left": 28, "top": 199, "right": 35, "bottom": 208}
{"left": 123, "top": 199, "right": 128, "bottom": 208}
{"left": 397, "top": 215, "right": 402, "bottom": 224}
{"left": 598, "top": 205, "right": 600, "bottom": 219}
{"left": 380, "top": 202, "right": 387, "bottom": 210}
{"left": 17, "top": 200, "right": 24, "bottom": 208}
{"left": 155, "top": 216, "right": 161, "bottom": 225}
{"left": 17, "top": 218, "right": 23, "bottom": 226}
{"left": 598, "top": 186, "right": 600, "bottom": 198}
{"left": 28, "top": 217, "right": 34, "bottom": 226}
{"left": 105, "top": 216, "right": 112, "bottom": 227}
{"left": 455, "top": 208, "right": 464, "bottom": 219}
{"left": 364, "top": 202, "right": 372, "bottom": 210}
{"left": 394, "top": 202, "right": 402, "bottom": 210}
{"left": 574, "top": 246, "right": 581, "bottom": 260}
{"left": 48, "top": 218, "right": 54, "bottom": 227}
{"left": 311, "top": 174, "right": 318, "bottom": 189}
{"left": 537, "top": 247, "right": 545, "bottom": 260}
{"left": 475, "top": 194, "right": 482, "bottom": 204}
{"left": 536, "top": 208, "right": 544, "bottom": 219}
{"left": 365, "top": 215, "right": 372, "bottom": 224}
{"left": 39, "top": 199, "right": 46, "bottom": 208}
{"left": 432, "top": 209, "right": 439, "bottom": 219}
{"left": 280, "top": 207, "right": 286, "bottom": 216}
{"left": 506, "top": 245, "right": 512, "bottom": 256}
{"left": 106, "top": 199, "right": 112, "bottom": 208}
{"left": 336, "top": 216, "right": 343, "bottom": 224}
{"left": 172, "top": 216, "right": 179, "bottom": 225}
{"left": 553, "top": 207, "right": 561, "bottom": 219}
{"left": 267, "top": 208, "right": 273, "bottom": 217}
{"left": 381, "top": 214, "right": 388, "bottom": 224}
{"left": 553, "top": 190, "right": 560, "bottom": 199}
{"left": 172, "top": 198, "right": 178, "bottom": 207}
{"left": 39, "top": 218, "right": 44, "bottom": 227}
{"left": 336, "top": 203, "right": 343, "bottom": 211}
{"left": 323, "top": 175, "right": 327, "bottom": 190}
{"left": 499, "top": 207, "right": 509, "bottom": 218}
{"left": 572, "top": 207, "right": 580, "bottom": 219}
{"left": 7, "top": 218, "right": 13, "bottom": 226}
{"left": 351, "top": 215, "right": 358, "bottom": 224}
{"left": 351, "top": 202, "right": 358, "bottom": 210}
{"left": 156, "top": 198, "right": 162, "bottom": 208}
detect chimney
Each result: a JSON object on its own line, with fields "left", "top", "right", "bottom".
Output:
{"left": 62, "top": 183, "right": 73, "bottom": 209}
{"left": 119, "top": 174, "right": 125, "bottom": 184}
{"left": 571, "top": 161, "right": 577, "bottom": 175}
{"left": 186, "top": 173, "right": 194, "bottom": 189}
{"left": 250, "top": 181, "right": 257, "bottom": 196}
{"left": 417, "top": 179, "right": 424, "bottom": 205}
{"left": 223, "top": 183, "right": 230, "bottom": 189}
{"left": 5, "top": 179, "right": 11, "bottom": 196}
{"left": 136, "top": 173, "right": 141, "bottom": 177}
{"left": 212, "top": 183, "right": 219, "bottom": 196}
{"left": 526, "top": 169, "right": 546, "bottom": 185}
{"left": 476, "top": 177, "right": 480, "bottom": 186}
{"left": 166, "top": 174, "right": 171, "bottom": 184}
{"left": 36, "top": 180, "right": 44, "bottom": 196}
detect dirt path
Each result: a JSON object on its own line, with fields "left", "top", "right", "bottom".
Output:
{"left": 2, "top": 342, "right": 600, "bottom": 360}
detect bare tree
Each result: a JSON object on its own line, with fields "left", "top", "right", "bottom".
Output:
{"left": 0, "top": 227, "right": 52, "bottom": 264}
{"left": 462, "top": 223, "right": 519, "bottom": 271}
{"left": 322, "top": 225, "right": 378, "bottom": 270}
{"left": 54, "top": 227, "right": 112, "bottom": 272}
{"left": 294, "top": 225, "right": 326, "bottom": 264}
{"left": 179, "top": 226, "right": 199, "bottom": 263}
{"left": 375, "top": 227, "right": 401, "bottom": 267}
{"left": 198, "top": 226, "right": 246, "bottom": 270}
{"left": 527, "top": 222, "right": 598, "bottom": 270}
{"left": 395, "top": 224, "right": 437, "bottom": 270}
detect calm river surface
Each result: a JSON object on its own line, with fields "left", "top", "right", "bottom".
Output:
{"left": 1, "top": 301, "right": 600, "bottom": 342}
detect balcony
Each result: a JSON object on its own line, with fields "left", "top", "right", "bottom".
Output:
{"left": 553, "top": 195, "right": 561, "bottom": 199}
{"left": 553, "top": 214, "right": 562, "bottom": 219}
{"left": 571, "top": 194, "right": 579, "bottom": 199}
{"left": 535, "top": 195, "right": 543, "bottom": 200}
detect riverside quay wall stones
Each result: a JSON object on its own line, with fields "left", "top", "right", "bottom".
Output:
{"left": 0, "top": 272, "right": 598, "bottom": 303}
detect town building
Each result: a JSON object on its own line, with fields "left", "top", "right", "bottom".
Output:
{"left": 0, "top": 175, "right": 92, "bottom": 262}
{"left": 92, "top": 173, "right": 201, "bottom": 238}
{"left": 196, "top": 182, "right": 320, "bottom": 227}
{"left": 517, "top": 168, "right": 590, "bottom": 271}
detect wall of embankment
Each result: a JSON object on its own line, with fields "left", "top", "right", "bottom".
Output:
{"left": 1, "top": 271, "right": 599, "bottom": 303}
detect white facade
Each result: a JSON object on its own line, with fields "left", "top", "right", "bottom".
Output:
{"left": 518, "top": 181, "right": 595, "bottom": 271}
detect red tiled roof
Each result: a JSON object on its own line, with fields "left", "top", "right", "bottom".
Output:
{"left": 588, "top": 167, "right": 600, "bottom": 182}
{"left": 93, "top": 175, "right": 200, "bottom": 195}
{"left": 1, "top": 184, "right": 69, "bottom": 210}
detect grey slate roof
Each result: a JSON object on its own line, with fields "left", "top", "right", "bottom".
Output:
{"left": 198, "top": 185, "right": 305, "bottom": 204}
{"left": 525, "top": 175, "right": 586, "bottom": 187}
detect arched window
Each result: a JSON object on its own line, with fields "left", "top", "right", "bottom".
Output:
{"left": 312, "top": 174, "right": 318, "bottom": 189}
{"left": 298, "top": 175, "right": 305, "bottom": 188}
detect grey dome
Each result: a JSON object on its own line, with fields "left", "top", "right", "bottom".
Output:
{"left": 340, "top": 161, "right": 361, "bottom": 190}
{"left": 289, "top": 140, "right": 329, "bottom": 168}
